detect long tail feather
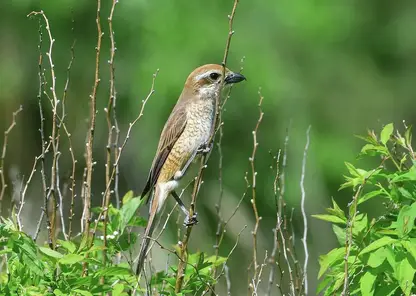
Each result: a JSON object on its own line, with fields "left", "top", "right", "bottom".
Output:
{"left": 136, "top": 187, "right": 161, "bottom": 276}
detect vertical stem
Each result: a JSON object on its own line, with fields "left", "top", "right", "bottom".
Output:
{"left": 83, "top": 0, "right": 102, "bottom": 274}
{"left": 300, "top": 125, "right": 311, "bottom": 295}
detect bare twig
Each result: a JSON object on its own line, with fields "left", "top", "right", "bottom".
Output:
{"left": 267, "top": 149, "right": 283, "bottom": 296}
{"left": 83, "top": 0, "right": 103, "bottom": 247}
{"left": 102, "top": 0, "right": 118, "bottom": 273}
{"left": 300, "top": 126, "right": 311, "bottom": 294}
{"left": 175, "top": 0, "right": 240, "bottom": 292}
{"left": 17, "top": 156, "right": 42, "bottom": 230}
{"left": 64, "top": 14, "right": 77, "bottom": 240}
{"left": 0, "top": 106, "right": 23, "bottom": 213}
{"left": 32, "top": 20, "right": 48, "bottom": 242}
{"left": 249, "top": 89, "right": 264, "bottom": 285}
{"left": 27, "top": 11, "right": 61, "bottom": 248}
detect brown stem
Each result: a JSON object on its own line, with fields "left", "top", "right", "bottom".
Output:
{"left": 0, "top": 106, "right": 23, "bottom": 213}
{"left": 102, "top": 0, "right": 118, "bottom": 280}
{"left": 82, "top": 0, "right": 102, "bottom": 275}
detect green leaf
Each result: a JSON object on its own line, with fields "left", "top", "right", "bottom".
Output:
{"left": 391, "top": 165, "right": 416, "bottom": 182}
{"left": 360, "top": 143, "right": 388, "bottom": 156}
{"left": 345, "top": 162, "right": 361, "bottom": 177}
{"left": 57, "top": 239, "right": 76, "bottom": 253}
{"left": 396, "top": 202, "right": 416, "bottom": 237}
{"left": 318, "top": 247, "right": 344, "bottom": 279}
{"left": 401, "top": 239, "right": 416, "bottom": 260}
{"left": 59, "top": 253, "right": 84, "bottom": 265}
{"left": 311, "top": 214, "right": 346, "bottom": 224}
{"left": 325, "top": 198, "right": 346, "bottom": 220}
{"left": 39, "top": 246, "right": 64, "bottom": 259}
{"left": 73, "top": 289, "right": 93, "bottom": 296}
{"left": 396, "top": 255, "right": 415, "bottom": 296}
{"left": 375, "top": 284, "right": 398, "bottom": 296}
{"left": 352, "top": 213, "right": 368, "bottom": 237}
{"left": 119, "top": 197, "right": 144, "bottom": 233}
{"left": 404, "top": 125, "right": 412, "bottom": 146}
{"left": 122, "top": 190, "right": 134, "bottom": 204}
{"left": 367, "top": 247, "right": 386, "bottom": 268}
{"left": 360, "top": 270, "right": 376, "bottom": 296}
{"left": 360, "top": 237, "right": 397, "bottom": 255}
{"left": 316, "top": 276, "right": 332, "bottom": 294}
{"left": 358, "top": 189, "right": 386, "bottom": 205}
{"left": 95, "top": 266, "right": 131, "bottom": 277}
{"left": 13, "top": 235, "right": 43, "bottom": 275}
{"left": 332, "top": 224, "right": 346, "bottom": 246}
{"left": 112, "top": 283, "right": 125, "bottom": 296}
{"left": 380, "top": 123, "right": 393, "bottom": 145}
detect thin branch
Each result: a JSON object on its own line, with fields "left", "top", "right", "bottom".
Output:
{"left": 17, "top": 156, "right": 41, "bottom": 230}
{"left": 0, "top": 106, "right": 23, "bottom": 213}
{"left": 65, "top": 14, "right": 77, "bottom": 240}
{"left": 102, "top": 0, "right": 118, "bottom": 274}
{"left": 249, "top": 89, "right": 264, "bottom": 284}
{"left": 267, "top": 149, "right": 283, "bottom": 296}
{"left": 28, "top": 11, "right": 60, "bottom": 248}
{"left": 300, "top": 125, "right": 311, "bottom": 295}
{"left": 83, "top": 0, "right": 103, "bottom": 246}
{"left": 32, "top": 20, "right": 48, "bottom": 241}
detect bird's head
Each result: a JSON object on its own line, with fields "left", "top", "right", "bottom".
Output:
{"left": 184, "top": 64, "right": 246, "bottom": 99}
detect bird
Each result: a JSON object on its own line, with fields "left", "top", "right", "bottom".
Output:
{"left": 135, "top": 63, "right": 246, "bottom": 276}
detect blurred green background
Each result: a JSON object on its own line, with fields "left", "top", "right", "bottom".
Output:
{"left": 1, "top": 0, "right": 416, "bottom": 294}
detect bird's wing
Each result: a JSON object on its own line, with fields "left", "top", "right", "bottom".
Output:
{"left": 141, "top": 102, "right": 187, "bottom": 198}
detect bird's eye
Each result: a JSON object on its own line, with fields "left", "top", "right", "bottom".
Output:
{"left": 209, "top": 72, "right": 220, "bottom": 80}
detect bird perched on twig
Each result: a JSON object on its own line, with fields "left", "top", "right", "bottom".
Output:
{"left": 136, "top": 64, "right": 246, "bottom": 276}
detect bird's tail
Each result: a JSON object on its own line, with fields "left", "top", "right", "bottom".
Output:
{"left": 136, "top": 186, "right": 162, "bottom": 276}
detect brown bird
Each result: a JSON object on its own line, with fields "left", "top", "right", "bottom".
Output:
{"left": 136, "top": 64, "right": 246, "bottom": 275}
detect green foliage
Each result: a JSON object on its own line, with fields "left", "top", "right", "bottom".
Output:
{"left": 314, "top": 123, "right": 416, "bottom": 295}
{"left": 0, "top": 192, "right": 227, "bottom": 295}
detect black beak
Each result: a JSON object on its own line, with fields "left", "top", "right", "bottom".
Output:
{"left": 224, "top": 72, "right": 246, "bottom": 84}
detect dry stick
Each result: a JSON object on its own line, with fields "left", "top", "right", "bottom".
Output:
{"left": 28, "top": 11, "right": 60, "bottom": 248}
{"left": 102, "top": 0, "right": 118, "bottom": 275}
{"left": 300, "top": 126, "right": 311, "bottom": 294}
{"left": 249, "top": 90, "right": 264, "bottom": 287}
{"left": 266, "top": 149, "right": 284, "bottom": 296}
{"left": 60, "top": 15, "right": 76, "bottom": 241}
{"left": 174, "top": 0, "right": 240, "bottom": 293}
{"left": 82, "top": 0, "right": 102, "bottom": 275}
{"left": 224, "top": 264, "right": 231, "bottom": 296}
{"left": 32, "top": 21, "right": 49, "bottom": 242}
{"left": 0, "top": 106, "right": 23, "bottom": 213}
{"left": 17, "top": 155, "right": 42, "bottom": 230}
{"left": 108, "top": 2, "right": 121, "bottom": 211}
{"left": 66, "top": 124, "right": 77, "bottom": 239}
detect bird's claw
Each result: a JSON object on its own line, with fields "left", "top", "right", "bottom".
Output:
{"left": 183, "top": 212, "right": 198, "bottom": 227}
{"left": 198, "top": 142, "right": 213, "bottom": 155}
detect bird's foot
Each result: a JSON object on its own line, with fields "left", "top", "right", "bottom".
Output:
{"left": 183, "top": 212, "right": 198, "bottom": 227}
{"left": 198, "top": 142, "right": 213, "bottom": 155}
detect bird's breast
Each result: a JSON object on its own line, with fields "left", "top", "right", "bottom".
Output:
{"left": 184, "top": 100, "right": 215, "bottom": 146}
